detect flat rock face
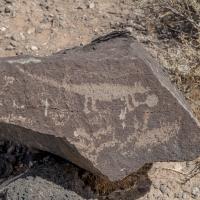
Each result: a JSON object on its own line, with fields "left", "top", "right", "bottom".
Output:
{"left": 0, "top": 33, "right": 200, "bottom": 181}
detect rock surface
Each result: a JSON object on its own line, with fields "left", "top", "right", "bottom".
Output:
{"left": 0, "top": 32, "right": 200, "bottom": 181}
{"left": 1, "top": 176, "right": 91, "bottom": 200}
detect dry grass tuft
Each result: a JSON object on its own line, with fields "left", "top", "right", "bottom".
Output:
{"left": 146, "top": 0, "right": 200, "bottom": 42}
{"left": 136, "top": 0, "right": 200, "bottom": 119}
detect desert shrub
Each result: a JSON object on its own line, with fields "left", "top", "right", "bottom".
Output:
{"left": 147, "top": 0, "right": 200, "bottom": 43}
{"left": 136, "top": 0, "right": 200, "bottom": 120}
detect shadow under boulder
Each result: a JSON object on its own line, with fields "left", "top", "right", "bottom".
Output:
{"left": 0, "top": 140, "right": 152, "bottom": 200}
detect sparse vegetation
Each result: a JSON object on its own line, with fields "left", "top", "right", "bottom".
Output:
{"left": 136, "top": 0, "right": 200, "bottom": 119}
{"left": 150, "top": 0, "right": 199, "bottom": 41}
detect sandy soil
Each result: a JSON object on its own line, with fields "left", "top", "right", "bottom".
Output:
{"left": 0, "top": 0, "right": 200, "bottom": 199}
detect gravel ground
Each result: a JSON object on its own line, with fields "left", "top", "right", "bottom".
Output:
{"left": 2, "top": 177, "right": 90, "bottom": 200}
{"left": 0, "top": 0, "right": 200, "bottom": 199}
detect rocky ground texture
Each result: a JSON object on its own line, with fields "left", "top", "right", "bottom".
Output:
{"left": 0, "top": 0, "right": 200, "bottom": 199}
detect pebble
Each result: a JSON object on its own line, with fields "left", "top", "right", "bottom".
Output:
{"left": 152, "top": 182, "right": 160, "bottom": 189}
{"left": 192, "top": 187, "right": 200, "bottom": 198}
{"left": 4, "top": 6, "right": 11, "bottom": 13}
{"left": 27, "top": 27, "right": 35, "bottom": 35}
{"left": 88, "top": 2, "right": 95, "bottom": 9}
{"left": 30, "top": 45, "right": 38, "bottom": 51}
{"left": 0, "top": 27, "right": 7, "bottom": 32}
{"left": 10, "top": 34, "right": 20, "bottom": 41}
{"left": 5, "top": 44, "right": 14, "bottom": 51}
{"left": 10, "top": 41, "right": 17, "bottom": 47}
{"left": 175, "top": 192, "right": 187, "bottom": 199}
{"left": 174, "top": 192, "right": 182, "bottom": 198}
{"left": 126, "top": 27, "right": 133, "bottom": 33}
{"left": 159, "top": 184, "right": 168, "bottom": 194}
{"left": 20, "top": 32, "right": 26, "bottom": 40}
{"left": 76, "top": 6, "right": 83, "bottom": 10}
{"left": 182, "top": 192, "right": 187, "bottom": 199}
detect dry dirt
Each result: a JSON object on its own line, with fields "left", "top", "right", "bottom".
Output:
{"left": 0, "top": 0, "right": 200, "bottom": 199}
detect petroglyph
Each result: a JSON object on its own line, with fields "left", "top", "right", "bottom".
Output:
{"left": 120, "top": 107, "right": 127, "bottom": 129}
{"left": 49, "top": 110, "right": 66, "bottom": 127}
{"left": 119, "top": 107, "right": 127, "bottom": 121}
{"left": 70, "top": 117, "right": 180, "bottom": 164}
{"left": 145, "top": 94, "right": 159, "bottom": 107}
{"left": 122, "top": 121, "right": 126, "bottom": 129}
{"left": 41, "top": 99, "right": 49, "bottom": 117}
{"left": 70, "top": 108, "right": 179, "bottom": 164}
{"left": 1, "top": 35, "right": 200, "bottom": 181}
{"left": 121, "top": 115, "right": 181, "bottom": 155}
{"left": 16, "top": 66, "right": 159, "bottom": 115}
{"left": 7, "top": 57, "right": 41, "bottom": 65}
{"left": 0, "top": 76, "right": 16, "bottom": 95}
{"left": 4, "top": 76, "right": 15, "bottom": 86}
{"left": 71, "top": 126, "right": 117, "bottom": 163}
{"left": 134, "top": 121, "right": 180, "bottom": 148}
{"left": 0, "top": 114, "right": 33, "bottom": 125}
{"left": 69, "top": 102, "right": 178, "bottom": 164}
{"left": 13, "top": 100, "right": 25, "bottom": 109}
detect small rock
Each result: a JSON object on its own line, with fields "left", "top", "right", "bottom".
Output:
{"left": 159, "top": 184, "right": 167, "bottom": 194}
{"left": 0, "top": 27, "right": 6, "bottom": 32}
{"left": 175, "top": 192, "right": 187, "bottom": 199}
{"left": 5, "top": 44, "right": 14, "bottom": 51}
{"left": 152, "top": 181, "right": 160, "bottom": 189}
{"left": 27, "top": 27, "right": 35, "bottom": 35}
{"left": 174, "top": 192, "right": 182, "bottom": 198}
{"left": 20, "top": 32, "right": 26, "bottom": 40}
{"left": 4, "top": 6, "right": 11, "bottom": 13}
{"left": 88, "top": 2, "right": 95, "bottom": 9}
{"left": 10, "top": 41, "right": 17, "bottom": 47}
{"left": 30, "top": 45, "right": 38, "bottom": 51}
{"left": 192, "top": 187, "right": 200, "bottom": 198}
{"left": 76, "top": 6, "right": 83, "bottom": 10}
{"left": 35, "top": 27, "right": 43, "bottom": 34}
{"left": 182, "top": 192, "right": 187, "bottom": 199}
{"left": 10, "top": 35, "right": 16, "bottom": 41}
{"left": 10, "top": 34, "right": 20, "bottom": 41}
{"left": 126, "top": 27, "right": 133, "bottom": 33}
{"left": 15, "top": 51, "right": 23, "bottom": 56}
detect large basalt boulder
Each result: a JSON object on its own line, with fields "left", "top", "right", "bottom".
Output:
{"left": 0, "top": 32, "right": 200, "bottom": 181}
